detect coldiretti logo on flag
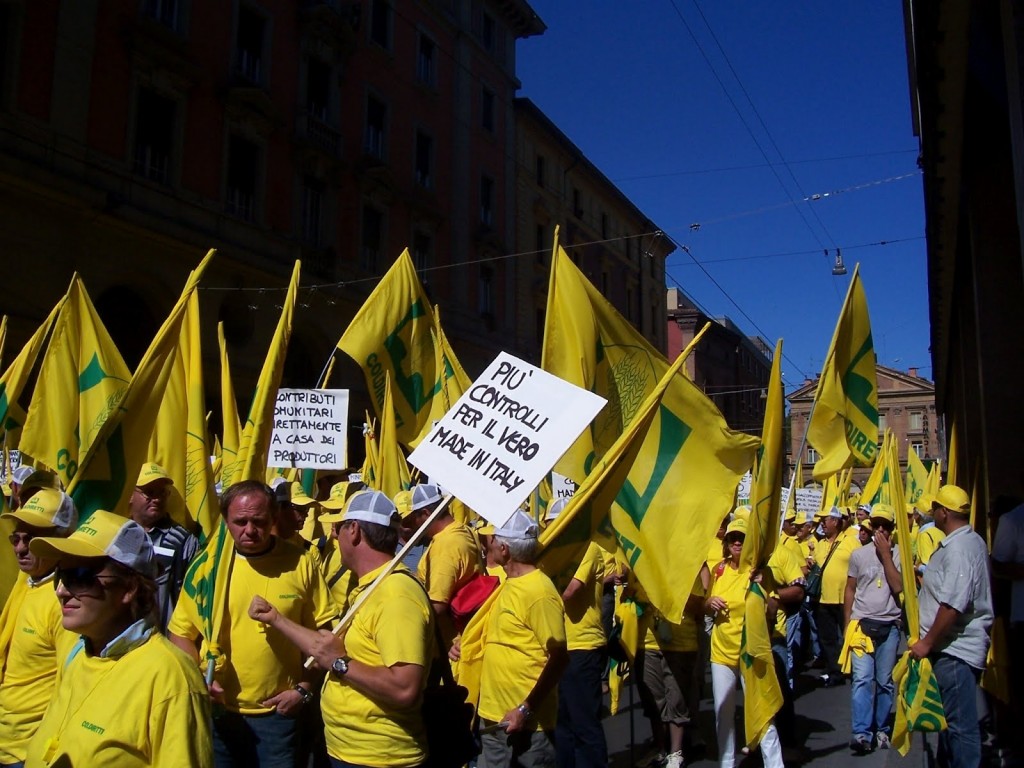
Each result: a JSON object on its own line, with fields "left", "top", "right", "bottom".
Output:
{"left": 807, "top": 265, "right": 879, "bottom": 480}
{"left": 337, "top": 249, "right": 470, "bottom": 448}
{"left": 542, "top": 239, "right": 758, "bottom": 620}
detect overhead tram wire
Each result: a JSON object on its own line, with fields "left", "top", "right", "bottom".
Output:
{"left": 664, "top": 235, "right": 924, "bottom": 267}
{"left": 665, "top": 0, "right": 841, "bottom": 293}
{"left": 664, "top": 232, "right": 811, "bottom": 382}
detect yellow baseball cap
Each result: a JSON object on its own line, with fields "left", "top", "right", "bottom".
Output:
{"left": 915, "top": 493, "right": 936, "bottom": 514}
{"left": 1, "top": 488, "right": 78, "bottom": 530}
{"left": 394, "top": 490, "right": 414, "bottom": 519}
{"left": 934, "top": 484, "right": 970, "bottom": 514}
{"left": 31, "top": 509, "right": 155, "bottom": 577}
{"left": 136, "top": 463, "right": 172, "bottom": 487}
{"left": 732, "top": 505, "right": 751, "bottom": 521}
{"left": 725, "top": 518, "right": 747, "bottom": 536}
{"left": 320, "top": 481, "right": 365, "bottom": 510}
{"left": 287, "top": 481, "right": 316, "bottom": 507}
{"left": 869, "top": 502, "right": 895, "bottom": 523}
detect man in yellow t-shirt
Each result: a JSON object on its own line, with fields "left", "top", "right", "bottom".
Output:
{"left": 0, "top": 489, "right": 78, "bottom": 765}
{"left": 914, "top": 508, "right": 946, "bottom": 581}
{"left": 169, "top": 480, "right": 336, "bottom": 767}
{"left": 814, "top": 506, "right": 862, "bottom": 686}
{"left": 764, "top": 543, "right": 808, "bottom": 748}
{"left": 399, "top": 483, "right": 483, "bottom": 649}
{"left": 552, "top": 495, "right": 608, "bottom": 768}
{"left": 251, "top": 490, "right": 434, "bottom": 768}
{"left": 479, "top": 509, "right": 568, "bottom": 768}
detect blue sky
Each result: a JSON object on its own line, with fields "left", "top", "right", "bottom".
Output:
{"left": 516, "top": 1, "right": 927, "bottom": 390}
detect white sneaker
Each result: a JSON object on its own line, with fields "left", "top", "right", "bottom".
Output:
{"left": 876, "top": 732, "right": 891, "bottom": 750}
{"left": 665, "top": 750, "right": 684, "bottom": 768}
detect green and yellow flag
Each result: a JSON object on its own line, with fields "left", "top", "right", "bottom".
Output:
{"left": 337, "top": 249, "right": 469, "bottom": 448}
{"left": 148, "top": 285, "right": 220, "bottom": 537}
{"left": 20, "top": 277, "right": 131, "bottom": 488}
{"left": 68, "top": 253, "right": 213, "bottom": 523}
{"left": 807, "top": 265, "right": 879, "bottom": 481}
{"left": 946, "top": 421, "right": 958, "bottom": 488}
{"left": 542, "top": 238, "right": 759, "bottom": 620}
{"left": 229, "top": 261, "right": 301, "bottom": 486}
{"left": 360, "top": 413, "right": 379, "bottom": 487}
{"left": 0, "top": 297, "right": 65, "bottom": 441}
{"left": 217, "top": 322, "right": 242, "bottom": 488}
{"left": 375, "top": 373, "right": 411, "bottom": 498}
{"left": 906, "top": 446, "right": 929, "bottom": 507}
{"left": 738, "top": 340, "right": 785, "bottom": 747}
{"left": 889, "top": 434, "right": 947, "bottom": 754}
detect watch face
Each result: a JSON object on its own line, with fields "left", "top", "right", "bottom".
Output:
{"left": 332, "top": 657, "right": 348, "bottom": 675}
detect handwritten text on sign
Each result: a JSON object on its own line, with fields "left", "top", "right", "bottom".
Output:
{"left": 408, "top": 353, "right": 606, "bottom": 526}
{"left": 269, "top": 389, "right": 349, "bottom": 470}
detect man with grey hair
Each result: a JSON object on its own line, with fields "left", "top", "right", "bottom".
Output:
{"left": 476, "top": 509, "right": 568, "bottom": 768}
{"left": 0, "top": 488, "right": 78, "bottom": 765}
{"left": 909, "top": 485, "right": 993, "bottom": 768}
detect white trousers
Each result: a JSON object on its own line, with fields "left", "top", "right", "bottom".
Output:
{"left": 710, "top": 662, "right": 784, "bottom": 768}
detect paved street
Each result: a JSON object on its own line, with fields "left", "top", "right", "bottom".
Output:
{"left": 602, "top": 664, "right": 927, "bottom": 767}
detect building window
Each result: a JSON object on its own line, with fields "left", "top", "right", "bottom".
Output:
{"left": 601, "top": 212, "right": 609, "bottom": 239}
{"left": 414, "top": 130, "right": 433, "bottom": 189}
{"left": 142, "top": 0, "right": 184, "bottom": 33}
{"left": 573, "top": 187, "right": 582, "bottom": 218}
{"left": 535, "top": 154, "right": 545, "bottom": 187}
{"left": 301, "top": 177, "right": 323, "bottom": 245}
{"left": 370, "top": 0, "right": 392, "bottom": 49}
{"left": 412, "top": 231, "right": 432, "bottom": 272}
{"left": 306, "top": 58, "right": 330, "bottom": 121}
{"left": 535, "top": 224, "right": 546, "bottom": 264}
{"left": 479, "top": 266, "right": 493, "bottom": 315}
{"left": 225, "top": 135, "right": 259, "bottom": 221}
{"left": 878, "top": 412, "right": 887, "bottom": 433}
{"left": 806, "top": 447, "right": 819, "bottom": 464}
{"left": 235, "top": 6, "right": 265, "bottom": 85}
{"left": 416, "top": 33, "right": 436, "bottom": 86}
{"left": 480, "top": 175, "right": 494, "bottom": 226}
{"left": 133, "top": 88, "right": 175, "bottom": 184}
{"left": 481, "top": 11, "right": 496, "bottom": 52}
{"left": 912, "top": 442, "right": 924, "bottom": 457}
{"left": 364, "top": 95, "right": 387, "bottom": 160}
{"left": 909, "top": 411, "right": 923, "bottom": 431}
{"left": 536, "top": 308, "right": 545, "bottom": 346}
{"left": 361, "top": 205, "right": 383, "bottom": 272}
{"left": 481, "top": 87, "right": 495, "bottom": 132}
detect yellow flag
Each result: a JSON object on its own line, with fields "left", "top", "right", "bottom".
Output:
{"left": 337, "top": 249, "right": 469, "bottom": 448}
{"left": 807, "top": 265, "right": 879, "bottom": 480}
{"left": 738, "top": 341, "right": 785, "bottom": 747}
{"left": 360, "top": 413, "right": 380, "bottom": 487}
{"left": 0, "top": 297, "right": 66, "bottom": 441}
{"left": 20, "top": 277, "right": 131, "bottom": 488}
{"left": 538, "top": 346, "right": 695, "bottom": 591}
{"left": 925, "top": 460, "right": 941, "bottom": 496}
{"left": 0, "top": 315, "right": 6, "bottom": 371}
{"left": 68, "top": 253, "right": 213, "bottom": 523}
{"left": 217, "top": 322, "right": 242, "bottom": 488}
{"left": 375, "top": 373, "right": 411, "bottom": 498}
{"left": 905, "top": 445, "right": 929, "bottom": 506}
{"left": 542, "top": 239, "right": 759, "bottom": 619}
{"left": 946, "top": 421, "right": 958, "bottom": 488}
{"left": 230, "top": 261, "right": 301, "bottom": 486}
{"left": 147, "top": 286, "right": 219, "bottom": 535}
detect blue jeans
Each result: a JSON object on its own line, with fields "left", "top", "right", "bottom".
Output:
{"left": 850, "top": 623, "right": 899, "bottom": 739}
{"left": 555, "top": 649, "right": 609, "bottom": 768}
{"left": 932, "top": 653, "right": 982, "bottom": 768}
{"left": 213, "top": 709, "right": 298, "bottom": 768}
{"left": 785, "top": 611, "right": 802, "bottom": 686}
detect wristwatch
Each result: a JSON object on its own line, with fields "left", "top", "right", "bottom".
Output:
{"left": 331, "top": 656, "right": 351, "bottom": 676}
{"left": 293, "top": 684, "right": 314, "bottom": 705}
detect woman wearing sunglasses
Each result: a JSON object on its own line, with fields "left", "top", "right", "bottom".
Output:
{"left": 23, "top": 509, "right": 212, "bottom": 767}
{"left": 704, "top": 517, "right": 784, "bottom": 768}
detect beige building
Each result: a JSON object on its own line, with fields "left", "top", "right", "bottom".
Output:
{"left": 788, "top": 366, "right": 940, "bottom": 484}
{"left": 513, "top": 97, "right": 673, "bottom": 362}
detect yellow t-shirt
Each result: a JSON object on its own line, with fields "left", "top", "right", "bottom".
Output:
{"left": 168, "top": 538, "right": 336, "bottom": 714}
{"left": 564, "top": 542, "right": 606, "bottom": 652}
{"left": 779, "top": 533, "right": 805, "bottom": 563}
{"left": 478, "top": 568, "right": 566, "bottom": 730}
{"left": 916, "top": 525, "right": 945, "bottom": 569}
{"left": 321, "top": 565, "right": 432, "bottom": 767}
{"left": 709, "top": 564, "right": 748, "bottom": 666}
{"left": 418, "top": 523, "right": 482, "bottom": 604}
{"left": 318, "top": 539, "right": 356, "bottom": 614}
{"left": 815, "top": 534, "right": 861, "bottom": 605}
{"left": 0, "top": 575, "right": 76, "bottom": 763}
{"left": 24, "top": 631, "right": 212, "bottom": 768}
{"left": 765, "top": 546, "right": 807, "bottom": 637}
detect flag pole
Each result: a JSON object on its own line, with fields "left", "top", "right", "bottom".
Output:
{"left": 303, "top": 493, "right": 454, "bottom": 668}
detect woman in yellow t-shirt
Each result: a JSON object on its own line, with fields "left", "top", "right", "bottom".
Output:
{"left": 704, "top": 518, "right": 783, "bottom": 768}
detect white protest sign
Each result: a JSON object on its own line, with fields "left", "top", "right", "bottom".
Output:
{"left": 794, "top": 487, "right": 823, "bottom": 515}
{"left": 551, "top": 471, "right": 578, "bottom": 500}
{"left": 736, "top": 471, "right": 753, "bottom": 505}
{"left": 269, "top": 389, "right": 349, "bottom": 470}
{"left": 408, "top": 352, "right": 606, "bottom": 526}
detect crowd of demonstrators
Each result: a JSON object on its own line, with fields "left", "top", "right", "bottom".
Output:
{"left": 1, "top": 456, "right": 1016, "bottom": 768}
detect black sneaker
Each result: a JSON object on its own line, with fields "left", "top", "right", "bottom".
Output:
{"left": 850, "top": 735, "right": 873, "bottom": 754}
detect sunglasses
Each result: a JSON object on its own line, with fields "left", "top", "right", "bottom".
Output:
{"left": 135, "top": 485, "right": 169, "bottom": 500}
{"left": 7, "top": 532, "right": 33, "bottom": 547}
{"left": 54, "top": 565, "right": 122, "bottom": 596}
